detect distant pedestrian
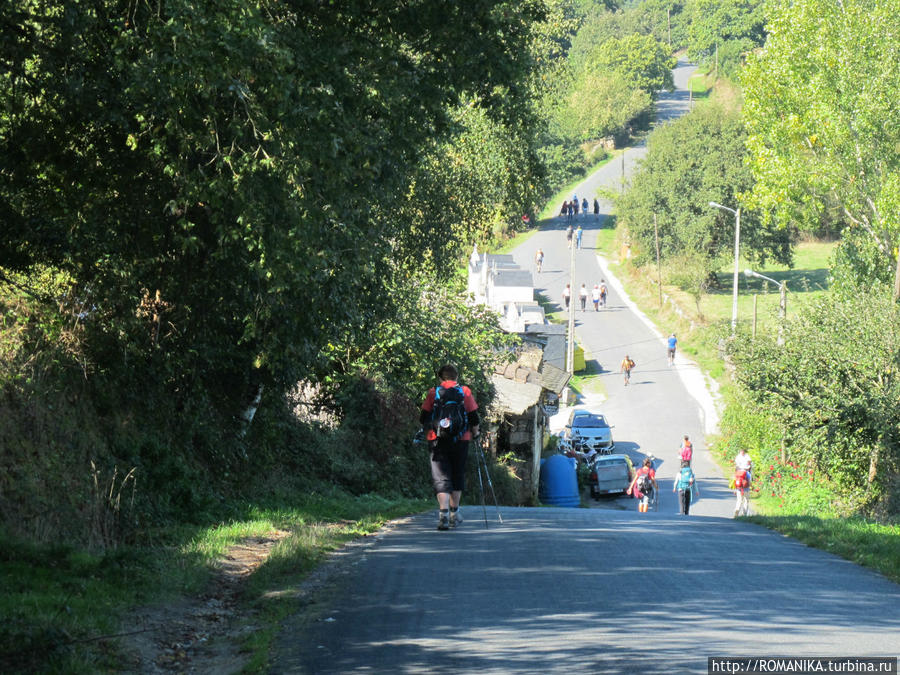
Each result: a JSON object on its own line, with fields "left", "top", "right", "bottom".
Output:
{"left": 735, "top": 448, "right": 752, "bottom": 483}
{"left": 667, "top": 333, "right": 677, "bottom": 366}
{"left": 593, "top": 198, "right": 600, "bottom": 218}
{"left": 566, "top": 224, "right": 574, "bottom": 248}
{"left": 627, "top": 457, "right": 657, "bottom": 513}
{"left": 575, "top": 225, "right": 583, "bottom": 249}
{"left": 581, "top": 198, "right": 588, "bottom": 217}
{"left": 560, "top": 202, "right": 567, "bottom": 218}
{"left": 579, "top": 283, "right": 587, "bottom": 311}
{"left": 573, "top": 199, "right": 579, "bottom": 216}
{"left": 673, "top": 459, "right": 698, "bottom": 515}
{"left": 562, "top": 283, "right": 571, "bottom": 310}
{"left": 680, "top": 435, "right": 693, "bottom": 464}
{"left": 620, "top": 354, "right": 635, "bottom": 385}
{"left": 534, "top": 248, "right": 544, "bottom": 274}
{"left": 591, "top": 284, "right": 601, "bottom": 311}
{"left": 599, "top": 280, "right": 608, "bottom": 308}
{"left": 732, "top": 467, "right": 751, "bottom": 517}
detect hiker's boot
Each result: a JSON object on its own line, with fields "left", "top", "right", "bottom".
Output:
{"left": 449, "top": 510, "right": 462, "bottom": 528}
{"left": 437, "top": 512, "right": 450, "bottom": 530}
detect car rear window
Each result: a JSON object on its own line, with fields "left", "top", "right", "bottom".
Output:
{"left": 572, "top": 416, "right": 608, "bottom": 428}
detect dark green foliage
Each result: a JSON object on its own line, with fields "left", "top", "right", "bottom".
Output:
{"left": 617, "top": 104, "right": 794, "bottom": 270}
{"left": 830, "top": 226, "right": 897, "bottom": 297}
{"left": 687, "top": 0, "right": 766, "bottom": 77}
{"left": 727, "top": 289, "right": 900, "bottom": 515}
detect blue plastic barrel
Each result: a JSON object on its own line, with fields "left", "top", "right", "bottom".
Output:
{"left": 539, "top": 455, "right": 580, "bottom": 507}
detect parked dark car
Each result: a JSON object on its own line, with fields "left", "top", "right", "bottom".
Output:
{"left": 589, "top": 454, "right": 634, "bottom": 498}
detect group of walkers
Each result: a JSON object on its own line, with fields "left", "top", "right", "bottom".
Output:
{"left": 622, "top": 434, "right": 753, "bottom": 518}
{"left": 565, "top": 223, "right": 583, "bottom": 249}
{"left": 561, "top": 195, "right": 600, "bottom": 221}
{"left": 419, "top": 363, "right": 756, "bottom": 527}
{"left": 561, "top": 280, "right": 608, "bottom": 312}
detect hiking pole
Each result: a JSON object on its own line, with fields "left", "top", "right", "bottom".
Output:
{"left": 474, "top": 442, "right": 489, "bottom": 529}
{"left": 477, "top": 436, "right": 504, "bottom": 524}
{"left": 650, "top": 454, "right": 660, "bottom": 512}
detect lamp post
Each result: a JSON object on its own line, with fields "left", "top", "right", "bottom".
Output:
{"left": 709, "top": 202, "right": 741, "bottom": 333}
{"left": 744, "top": 269, "right": 787, "bottom": 345}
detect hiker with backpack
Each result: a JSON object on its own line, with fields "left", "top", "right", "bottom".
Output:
{"left": 732, "top": 448, "right": 753, "bottom": 517}
{"left": 420, "top": 364, "right": 480, "bottom": 530}
{"left": 627, "top": 457, "right": 657, "bottom": 512}
{"left": 680, "top": 435, "right": 693, "bottom": 464}
{"left": 673, "top": 459, "right": 699, "bottom": 515}
{"left": 619, "top": 354, "right": 635, "bottom": 386}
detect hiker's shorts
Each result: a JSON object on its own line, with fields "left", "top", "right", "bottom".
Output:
{"left": 430, "top": 440, "right": 469, "bottom": 493}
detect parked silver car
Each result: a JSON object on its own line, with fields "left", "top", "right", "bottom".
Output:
{"left": 563, "top": 409, "right": 614, "bottom": 453}
{"left": 589, "top": 454, "right": 635, "bottom": 498}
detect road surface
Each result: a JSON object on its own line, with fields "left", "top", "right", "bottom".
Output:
{"left": 270, "top": 61, "right": 900, "bottom": 673}
{"left": 271, "top": 508, "right": 900, "bottom": 674}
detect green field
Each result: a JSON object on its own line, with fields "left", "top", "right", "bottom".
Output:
{"left": 701, "top": 241, "right": 834, "bottom": 334}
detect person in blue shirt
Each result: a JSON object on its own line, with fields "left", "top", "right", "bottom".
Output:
{"left": 667, "top": 333, "right": 677, "bottom": 366}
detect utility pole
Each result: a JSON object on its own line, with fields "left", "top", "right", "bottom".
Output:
{"left": 565, "top": 232, "right": 577, "bottom": 401}
{"left": 893, "top": 249, "right": 900, "bottom": 301}
{"left": 667, "top": 7, "right": 671, "bottom": 48}
{"left": 752, "top": 294, "right": 758, "bottom": 339}
{"left": 654, "top": 213, "right": 663, "bottom": 308}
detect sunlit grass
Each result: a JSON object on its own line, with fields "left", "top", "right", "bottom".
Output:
{"left": 0, "top": 493, "right": 429, "bottom": 673}
{"left": 744, "top": 512, "right": 900, "bottom": 584}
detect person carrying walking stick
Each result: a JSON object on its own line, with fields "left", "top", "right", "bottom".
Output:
{"left": 420, "top": 364, "right": 480, "bottom": 530}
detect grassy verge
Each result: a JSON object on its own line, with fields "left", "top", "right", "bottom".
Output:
{"left": 538, "top": 152, "right": 621, "bottom": 221}
{"left": 744, "top": 513, "right": 900, "bottom": 583}
{"left": 605, "top": 240, "right": 836, "bottom": 386}
{"left": 609, "top": 238, "right": 900, "bottom": 582}
{"left": 0, "top": 491, "right": 429, "bottom": 673}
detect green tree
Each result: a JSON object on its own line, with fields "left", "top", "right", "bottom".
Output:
{"left": 728, "top": 290, "right": 900, "bottom": 512}
{"left": 557, "top": 71, "right": 651, "bottom": 141}
{"left": 686, "top": 0, "right": 766, "bottom": 76}
{"left": 617, "top": 105, "right": 792, "bottom": 273}
{"left": 742, "top": 0, "right": 900, "bottom": 292}
{"left": 0, "top": 0, "right": 548, "bottom": 419}
{"left": 587, "top": 32, "right": 675, "bottom": 95}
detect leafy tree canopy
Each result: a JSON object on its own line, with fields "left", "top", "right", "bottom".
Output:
{"left": 728, "top": 289, "right": 900, "bottom": 510}
{"left": 742, "top": 0, "right": 900, "bottom": 288}
{"left": 617, "top": 104, "right": 793, "bottom": 269}
{"left": 686, "top": 0, "right": 766, "bottom": 76}
{"left": 587, "top": 32, "right": 675, "bottom": 95}
{"left": 0, "top": 0, "right": 548, "bottom": 409}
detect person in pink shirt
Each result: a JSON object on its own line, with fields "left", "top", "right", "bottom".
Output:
{"left": 680, "top": 435, "right": 693, "bottom": 464}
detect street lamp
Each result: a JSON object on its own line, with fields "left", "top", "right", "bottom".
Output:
{"left": 744, "top": 269, "right": 787, "bottom": 345}
{"left": 709, "top": 202, "right": 741, "bottom": 333}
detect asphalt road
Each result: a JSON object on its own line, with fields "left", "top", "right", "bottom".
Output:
{"left": 270, "top": 62, "right": 900, "bottom": 672}
{"left": 272, "top": 508, "right": 900, "bottom": 674}
{"left": 525, "top": 59, "right": 731, "bottom": 518}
